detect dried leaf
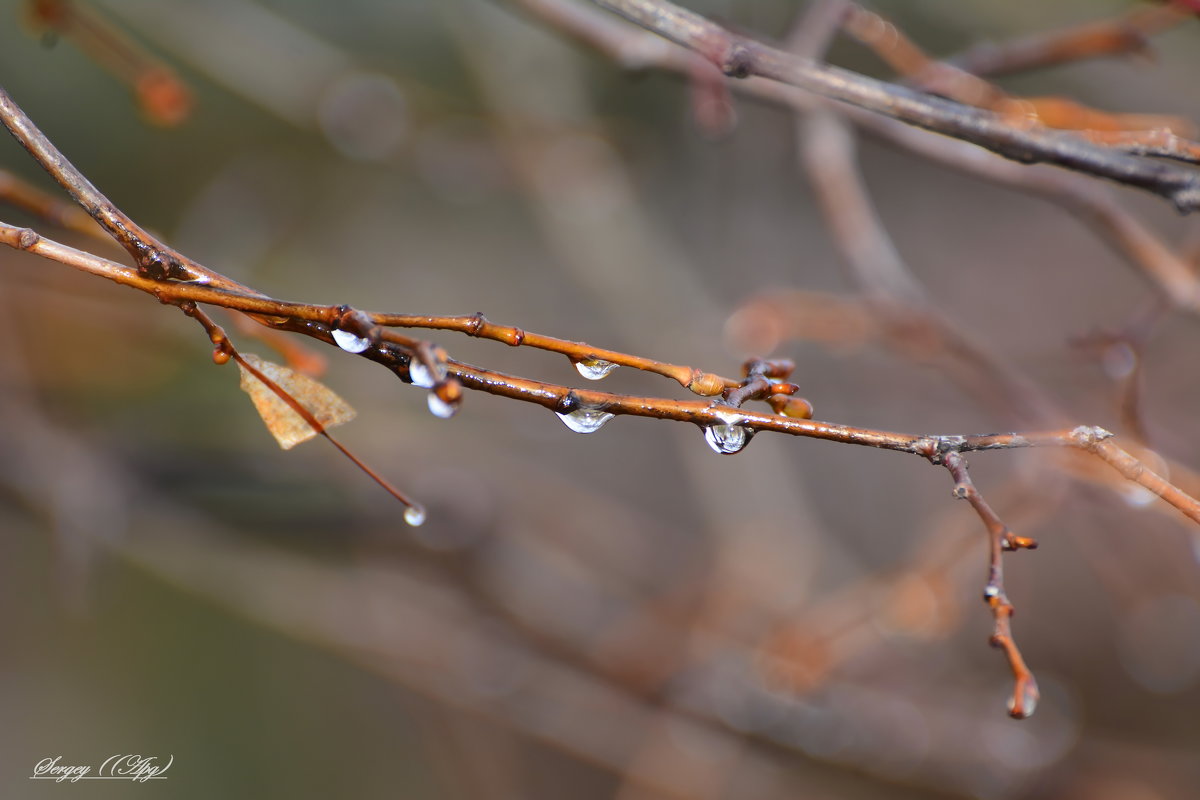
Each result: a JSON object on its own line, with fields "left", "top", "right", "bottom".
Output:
{"left": 236, "top": 353, "right": 355, "bottom": 449}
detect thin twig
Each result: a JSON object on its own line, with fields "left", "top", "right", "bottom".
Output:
{"left": 941, "top": 451, "right": 1038, "bottom": 719}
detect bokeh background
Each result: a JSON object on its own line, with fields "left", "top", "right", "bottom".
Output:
{"left": 2, "top": 1, "right": 1200, "bottom": 798}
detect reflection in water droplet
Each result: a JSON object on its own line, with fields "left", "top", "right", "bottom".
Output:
{"left": 573, "top": 357, "right": 618, "bottom": 380}
{"left": 410, "top": 360, "right": 447, "bottom": 388}
{"left": 404, "top": 505, "right": 427, "bottom": 527}
{"left": 428, "top": 393, "right": 458, "bottom": 419}
{"left": 1007, "top": 679, "right": 1039, "bottom": 719}
{"left": 705, "top": 421, "right": 751, "bottom": 454}
{"left": 556, "top": 407, "right": 614, "bottom": 433}
{"left": 332, "top": 328, "right": 371, "bottom": 353}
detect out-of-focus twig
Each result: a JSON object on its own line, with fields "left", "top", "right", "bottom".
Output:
{"left": 948, "top": 4, "right": 1188, "bottom": 78}
{"left": 24, "top": 0, "right": 193, "bottom": 126}
{"left": 584, "top": 0, "right": 1200, "bottom": 211}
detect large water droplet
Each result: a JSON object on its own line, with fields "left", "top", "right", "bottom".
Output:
{"left": 410, "top": 359, "right": 448, "bottom": 389}
{"left": 428, "top": 392, "right": 458, "bottom": 419}
{"left": 573, "top": 357, "right": 618, "bottom": 381}
{"left": 705, "top": 419, "right": 751, "bottom": 454}
{"left": 404, "top": 504, "right": 427, "bottom": 527}
{"left": 332, "top": 328, "right": 371, "bottom": 353}
{"left": 1007, "top": 679, "right": 1039, "bottom": 719}
{"left": 556, "top": 407, "right": 614, "bottom": 434}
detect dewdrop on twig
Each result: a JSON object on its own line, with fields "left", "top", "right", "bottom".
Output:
{"left": 704, "top": 411, "right": 752, "bottom": 454}
{"left": 332, "top": 328, "right": 371, "bottom": 353}
{"left": 572, "top": 357, "right": 618, "bottom": 381}
{"left": 410, "top": 359, "right": 448, "bottom": 389}
{"left": 404, "top": 505, "right": 427, "bottom": 527}
{"left": 557, "top": 407, "right": 614, "bottom": 434}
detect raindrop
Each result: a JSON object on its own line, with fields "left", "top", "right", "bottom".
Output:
{"left": 556, "top": 407, "right": 614, "bottom": 434}
{"left": 410, "top": 360, "right": 447, "bottom": 388}
{"left": 573, "top": 357, "right": 619, "bottom": 381}
{"left": 704, "top": 416, "right": 751, "bottom": 454}
{"left": 1007, "top": 679, "right": 1039, "bottom": 719}
{"left": 428, "top": 393, "right": 458, "bottom": 419}
{"left": 404, "top": 504, "right": 427, "bottom": 527}
{"left": 332, "top": 328, "right": 371, "bottom": 353}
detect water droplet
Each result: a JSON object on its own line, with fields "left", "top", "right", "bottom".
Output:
{"left": 410, "top": 359, "right": 447, "bottom": 388}
{"left": 1007, "top": 679, "right": 1039, "bottom": 719}
{"left": 332, "top": 328, "right": 371, "bottom": 353}
{"left": 704, "top": 420, "right": 751, "bottom": 454}
{"left": 573, "top": 357, "right": 618, "bottom": 380}
{"left": 404, "top": 504, "right": 427, "bottom": 527}
{"left": 556, "top": 407, "right": 614, "bottom": 434}
{"left": 428, "top": 392, "right": 458, "bottom": 419}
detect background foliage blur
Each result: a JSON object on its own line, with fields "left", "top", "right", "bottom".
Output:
{"left": 2, "top": 1, "right": 1200, "bottom": 798}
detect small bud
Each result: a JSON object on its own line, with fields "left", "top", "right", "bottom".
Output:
{"left": 767, "top": 395, "right": 814, "bottom": 419}
{"left": 688, "top": 372, "right": 725, "bottom": 397}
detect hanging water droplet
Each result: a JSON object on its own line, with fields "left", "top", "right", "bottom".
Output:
{"left": 332, "top": 328, "right": 371, "bottom": 353}
{"left": 410, "top": 359, "right": 448, "bottom": 388}
{"left": 410, "top": 361, "right": 434, "bottom": 388}
{"left": 404, "top": 504, "right": 427, "bottom": 527}
{"left": 573, "top": 357, "right": 618, "bottom": 381}
{"left": 1007, "top": 679, "right": 1039, "bottom": 719}
{"left": 428, "top": 392, "right": 458, "bottom": 419}
{"left": 704, "top": 418, "right": 751, "bottom": 454}
{"left": 556, "top": 407, "right": 614, "bottom": 434}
